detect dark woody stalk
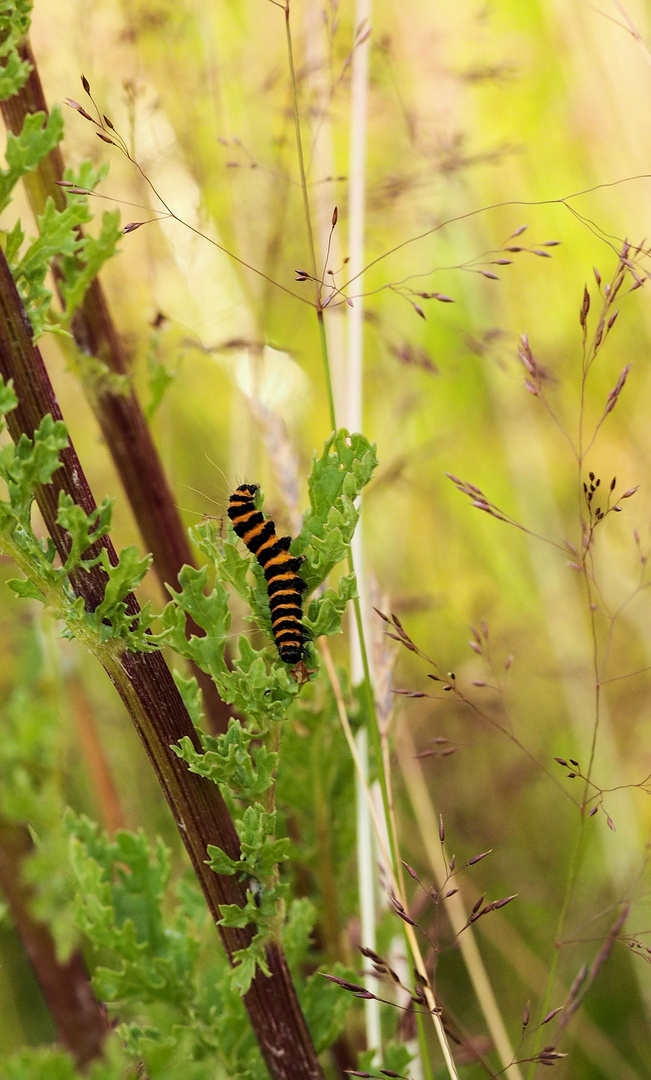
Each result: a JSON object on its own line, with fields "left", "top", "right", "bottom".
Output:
{"left": 0, "top": 817, "right": 110, "bottom": 1067}
{"left": 0, "top": 247, "right": 324, "bottom": 1080}
{"left": 0, "top": 35, "right": 231, "bottom": 736}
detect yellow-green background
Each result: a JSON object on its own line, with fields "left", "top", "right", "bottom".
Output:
{"left": 2, "top": 1, "right": 651, "bottom": 1076}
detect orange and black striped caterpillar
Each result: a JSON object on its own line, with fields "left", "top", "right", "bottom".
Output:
{"left": 228, "top": 483, "right": 307, "bottom": 665}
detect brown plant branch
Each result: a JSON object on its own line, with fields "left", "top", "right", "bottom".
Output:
{"left": 0, "top": 35, "right": 231, "bottom": 736}
{"left": 0, "top": 817, "right": 109, "bottom": 1067}
{"left": 0, "top": 246, "right": 323, "bottom": 1080}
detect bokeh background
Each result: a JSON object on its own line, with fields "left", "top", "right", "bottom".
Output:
{"left": 2, "top": 1, "right": 651, "bottom": 1076}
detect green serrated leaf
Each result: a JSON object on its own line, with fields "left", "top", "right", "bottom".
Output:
{"left": 63, "top": 159, "right": 111, "bottom": 193}
{"left": 4, "top": 413, "right": 68, "bottom": 514}
{"left": 205, "top": 844, "right": 240, "bottom": 876}
{"left": 172, "top": 672, "right": 204, "bottom": 728}
{"left": 4, "top": 170, "right": 120, "bottom": 342}
{"left": 0, "top": 0, "right": 32, "bottom": 45}
{"left": 0, "top": 108, "right": 65, "bottom": 215}
{"left": 173, "top": 720, "right": 278, "bottom": 801}
{"left": 231, "top": 934, "right": 272, "bottom": 996}
{"left": 206, "top": 805, "right": 289, "bottom": 883}
{"left": 162, "top": 563, "right": 231, "bottom": 678}
{"left": 208, "top": 529, "right": 253, "bottom": 600}
{"left": 6, "top": 576, "right": 46, "bottom": 601}
{"left": 3, "top": 218, "right": 25, "bottom": 263}
{"left": 95, "top": 545, "right": 152, "bottom": 620}
{"left": 239, "top": 805, "right": 290, "bottom": 875}
{"left": 216, "top": 899, "right": 256, "bottom": 930}
{"left": 66, "top": 815, "right": 198, "bottom": 1009}
{"left": 56, "top": 492, "right": 113, "bottom": 571}
{"left": 216, "top": 644, "right": 298, "bottom": 726}
{"left": 305, "top": 573, "right": 358, "bottom": 640}
{"left": 0, "top": 51, "right": 31, "bottom": 105}
{"left": 59, "top": 209, "right": 122, "bottom": 319}
{"left": 10, "top": 194, "right": 91, "bottom": 337}
{"left": 0, "top": 374, "right": 17, "bottom": 419}
{"left": 298, "top": 429, "right": 378, "bottom": 590}
{"left": 163, "top": 561, "right": 301, "bottom": 713}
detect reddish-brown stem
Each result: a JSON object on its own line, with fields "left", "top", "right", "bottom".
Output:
{"left": 0, "top": 248, "right": 323, "bottom": 1080}
{"left": 0, "top": 817, "right": 110, "bottom": 1067}
{"left": 0, "top": 36, "right": 231, "bottom": 735}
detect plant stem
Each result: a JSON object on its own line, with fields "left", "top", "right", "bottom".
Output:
{"left": 397, "top": 723, "right": 523, "bottom": 1080}
{"left": 0, "top": 35, "right": 231, "bottom": 735}
{"left": 284, "top": 4, "right": 337, "bottom": 431}
{"left": 526, "top": 817, "right": 587, "bottom": 1080}
{"left": 0, "top": 817, "right": 109, "bottom": 1067}
{"left": 317, "top": 306, "right": 337, "bottom": 432}
{"left": 0, "top": 246, "right": 324, "bottom": 1080}
{"left": 321, "top": 643, "right": 460, "bottom": 1080}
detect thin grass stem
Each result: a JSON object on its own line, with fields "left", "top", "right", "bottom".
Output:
{"left": 526, "top": 819, "right": 587, "bottom": 1080}
{"left": 343, "top": 0, "right": 386, "bottom": 1058}
{"left": 284, "top": 3, "right": 336, "bottom": 430}
{"left": 320, "top": 642, "right": 460, "bottom": 1080}
{"left": 397, "top": 724, "right": 524, "bottom": 1080}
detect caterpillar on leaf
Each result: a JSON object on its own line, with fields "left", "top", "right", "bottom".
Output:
{"left": 228, "top": 483, "right": 307, "bottom": 666}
